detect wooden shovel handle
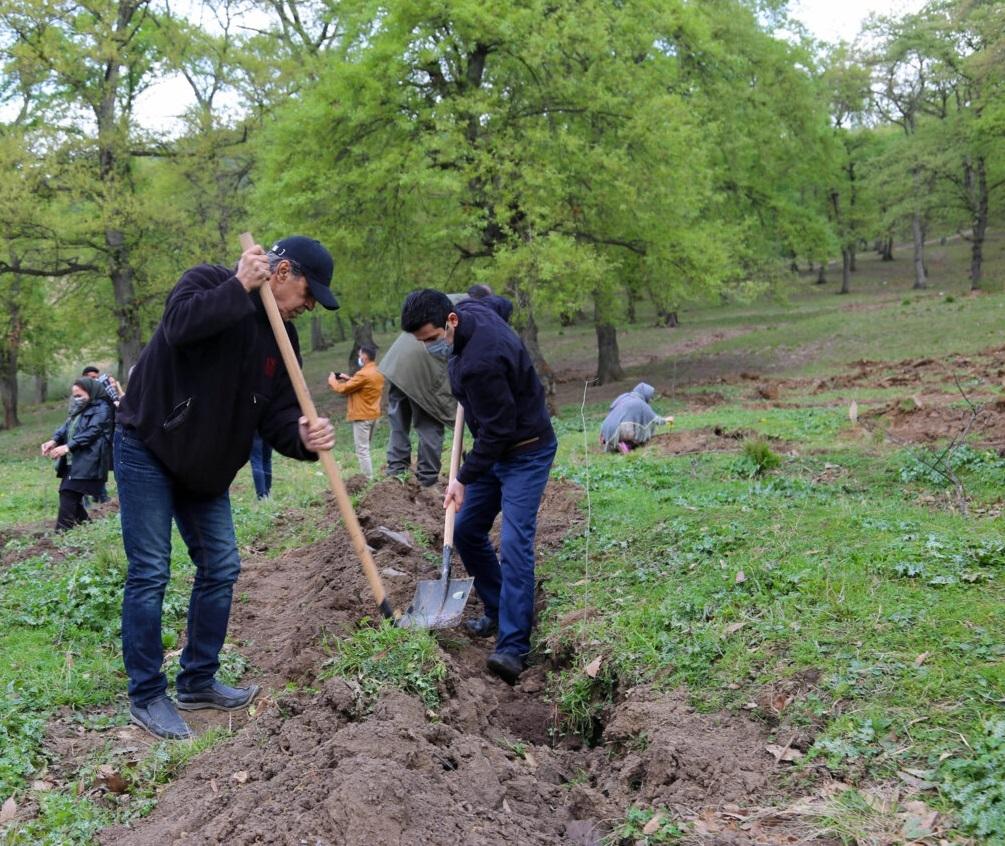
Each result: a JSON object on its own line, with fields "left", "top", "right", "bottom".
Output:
{"left": 442, "top": 404, "right": 465, "bottom": 548}
{"left": 239, "top": 233, "right": 393, "bottom": 619}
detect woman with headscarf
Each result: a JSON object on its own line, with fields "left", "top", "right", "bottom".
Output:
{"left": 600, "top": 382, "right": 673, "bottom": 454}
{"left": 41, "top": 377, "right": 115, "bottom": 531}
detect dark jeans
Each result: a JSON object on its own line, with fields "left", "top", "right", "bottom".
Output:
{"left": 385, "top": 382, "right": 445, "bottom": 486}
{"left": 249, "top": 435, "right": 273, "bottom": 499}
{"left": 56, "top": 490, "right": 89, "bottom": 531}
{"left": 453, "top": 440, "right": 557, "bottom": 658}
{"left": 115, "top": 429, "right": 241, "bottom": 706}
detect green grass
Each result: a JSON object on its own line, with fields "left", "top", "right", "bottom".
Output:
{"left": 541, "top": 395, "right": 1005, "bottom": 840}
{"left": 321, "top": 619, "right": 447, "bottom": 710}
{"left": 1, "top": 230, "right": 1004, "bottom": 841}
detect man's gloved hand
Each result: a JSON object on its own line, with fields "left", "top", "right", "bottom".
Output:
{"left": 299, "top": 416, "right": 335, "bottom": 453}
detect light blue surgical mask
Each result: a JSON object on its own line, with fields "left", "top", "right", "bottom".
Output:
{"left": 425, "top": 338, "right": 452, "bottom": 360}
{"left": 357, "top": 357, "right": 364, "bottom": 368}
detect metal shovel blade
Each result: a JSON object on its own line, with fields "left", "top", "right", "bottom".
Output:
{"left": 398, "top": 546, "right": 474, "bottom": 630}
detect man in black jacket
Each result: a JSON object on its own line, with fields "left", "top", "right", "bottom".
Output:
{"left": 115, "top": 236, "right": 337, "bottom": 740}
{"left": 401, "top": 289, "right": 556, "bottom": 683}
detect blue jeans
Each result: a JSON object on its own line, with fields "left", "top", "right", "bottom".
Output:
{"left": 453, "top": 440, "right": 557, "bottom": 658}
{"left": 249, "top": 435, "right": 272, "bottom": 499}
{"left": 115, "top": 429, "right": 241, "bottom": 706}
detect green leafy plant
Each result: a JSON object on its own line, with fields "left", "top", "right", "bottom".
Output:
{"left": 606, "top": 806, "right": 684, "bottom": 845}
{"left": 731, "top": 440, "right": 781, "bottom": 478}
{"left": 940, "top": 720, "right": 1005, "bottom": 843}
{"left": 323, "top": 620, "right": 446, "bottom": 709}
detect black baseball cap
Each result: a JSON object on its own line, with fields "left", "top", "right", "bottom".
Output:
{"left": 269, "top": 236, "right": 339, "bottom": 311}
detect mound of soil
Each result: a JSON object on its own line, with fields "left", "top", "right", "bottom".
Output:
{"left": 650, "top": 427, "right": 788, "bottom": 457}
{"left": 17, "top": 477, "right": 823, "bottom": 845}
{"left": 860, "top": 396, "right": 1005, "bottom": 446}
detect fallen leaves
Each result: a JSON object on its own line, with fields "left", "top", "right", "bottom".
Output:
{"left": 584, "top": 656, "right": 603, "bottom": 678}
{"left": 231, "top": 770, "right": 249, "bottom": 785}
{"left": 0, "top": 796, "right": 16, "bottom": 824}
{"left": 642, "top": 812, "right": 665, "bottom": 835}
{"left": 97, "top": 764, "right": 130, "bottom": 794}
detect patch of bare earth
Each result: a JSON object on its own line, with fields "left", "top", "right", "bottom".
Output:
{"left": 29, "top": 478, "right": 829, "bottom": 845}
{"left": 650, "top": 426, "right": 790, "bottom": 457}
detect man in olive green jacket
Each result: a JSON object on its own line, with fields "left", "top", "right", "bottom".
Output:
{"left": 379, "top": 331, "right": 456, "bottom": 487}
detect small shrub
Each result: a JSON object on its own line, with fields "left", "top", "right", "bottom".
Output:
{"left": 732, "top": 440, "right": 781, "bottom": 478}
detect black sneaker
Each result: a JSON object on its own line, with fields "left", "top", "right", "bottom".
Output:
{"left": 486, "top": 651, "right": 525, "bottom": 684}
{"left": 176, "top": 681, "right": 261, "bottom": 712}
{"left": 463, "top": 615, "right": 498, "bottom": 637}
{"left": 130, "top": 695, "right": 194, "bottom": 740}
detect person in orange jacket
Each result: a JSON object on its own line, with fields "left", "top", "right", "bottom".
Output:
{"left": 328, "top": 343, "right": 384, "bottom": 478}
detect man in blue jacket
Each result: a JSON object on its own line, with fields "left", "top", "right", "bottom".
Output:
{"left": 401, "top": 289, "right": 555, "bottom": 683}
{"left": 115, "top": 236, "right": 337, "bottom": 739}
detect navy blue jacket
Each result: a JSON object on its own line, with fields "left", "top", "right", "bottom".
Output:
{"left": 448, "top": 300, "right": 553, "bottom": 485}
{"left": 116, "top": 265, "right": 314, "bottom": 496}
{"left": 53, "top": 397, "right": 114, "bottom": 481}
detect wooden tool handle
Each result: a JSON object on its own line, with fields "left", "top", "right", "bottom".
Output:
{"left": 239, "top": 233, "right": 392, "bottom": 618}
{"left": 442, "top": 404, "right": 465, "bottom": 549}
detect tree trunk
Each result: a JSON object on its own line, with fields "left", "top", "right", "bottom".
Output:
{"left": 509, "top": 283, "right": 556, "bottom": 413}
{"left": 839, "top": 248, "right": 852, "bottom": 295}
{"left": 816, "top": 264, "right": 827, "bottom": 284}
{"left": 0, "top": 276, "right": 22, "bottom": 428}
{"left": 626, "top": 287, "right": 637, "bottom": 324}
{"left": 310, "top": 315, "right": 331, "bottom": 352}
{"left": 109, "top": 236, "right": 144, "bottom": 377}
{"left": 881, "top": 236, "right": 894, "bottom": 261}
{"left": 849, "top": 246, "right": 857, "bottom": 273}
{"left": 657, "top": 309, "right": 678, "bottom": 327}
{"left": 35, "top": 371, "right": 47, "bottom": 404}
{"left": 334, "top": 312, "right": 347, "bottom": 342}
{"left": 969, "top": 157, "right": 988, "bottom": 291}
{"left": 349, "top": 320, "right": 375, "bottom": 373}
{"left": 911, "top": 211, "right": 927, "bottom": 290}
{"left": 595, "top": 322, "right": 624, "bottom": 385}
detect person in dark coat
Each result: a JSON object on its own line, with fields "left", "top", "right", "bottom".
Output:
{"left": 114, "top": 235, "right": 338, "bottom": 741}
{"left": 41, "top": 378, "right": 115, "bottom": 531}
{"left": 401, "top": 289, "right": 555, "bottom": 684}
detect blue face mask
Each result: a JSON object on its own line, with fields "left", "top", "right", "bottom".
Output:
{"left": 68, "top": 396, "right": 87, "bottom": 415}
{"left": 425, "top": 338, "right": 452, "bottom": 360}
{"left": 357, "top": 357, "right": 364, "bottom": 368}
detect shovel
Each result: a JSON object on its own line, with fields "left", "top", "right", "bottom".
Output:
{"left": 239, "top": 232, "right": 395, "bottom": 621}
{"left": 398, "top": 404, "right": 474, "bottom": 629}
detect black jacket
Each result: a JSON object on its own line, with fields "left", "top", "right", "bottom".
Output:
{"left": 53, "top": 397, "right": 114, "bottom": 482}
{"left": 116, "top": 265, "right": 314, "bottom": 496}
{"left": 449, "top": 299, "right": 554, "bottom": 485}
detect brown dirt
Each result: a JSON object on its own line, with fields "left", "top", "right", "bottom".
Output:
{"left": 650, "top": 427, "right": 790, "bottom": 457}
{"left": 860, "top": 396, "right": 1005, "bottom": 447}
{"left": 51, "top": 477, "right": 830, "bottom": 846}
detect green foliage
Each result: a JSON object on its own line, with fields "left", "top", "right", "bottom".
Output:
{"left": 606, "top": 806, "right": 684, "bottom": 845}
{"left": 0, "top": 694, "right": 45, "bottom": 799}
{"left": 323, "top": 620, "right": 447, "bottom": 710}
{"left": 940, "top": 721, "right": 1005, "bottom": 844}
{"left": 731, "top": 439, "right": 782, "bottom": 478}
{"left": 1, "top": 792, "right": 114, "bottom": 846}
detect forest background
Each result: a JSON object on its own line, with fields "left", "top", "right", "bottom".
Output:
{"left": 0, "top": 0, "right": 1002, "bottom": 421}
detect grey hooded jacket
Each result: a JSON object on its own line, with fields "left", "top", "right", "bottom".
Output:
{"left": 600, "top": 382, "right": 663, "bottom": 447}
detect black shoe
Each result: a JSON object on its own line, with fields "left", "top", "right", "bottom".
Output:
{"left": 176, "top": 681, "right": 261, "bottom": 712}
{"left": 130, "top": 695, "right": 193, "bottom": 740}
{"left": 486, "top": 651, "right": 525, "bottom": 684}
{"left": 464, "top": 615, "right": 498, "bottom": 637}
